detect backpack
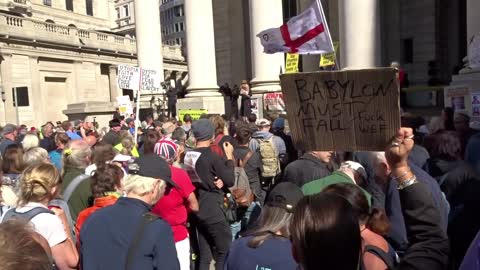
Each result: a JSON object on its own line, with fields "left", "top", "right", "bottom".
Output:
{"left": 2, "top": 207, "right": 55, "bottom": 222}
{"left": 210, "top": 134, "right": 224, "bottom": 157}
{"left": 257, "top": 137, "right": 280, "bottom": 178}
{"left": 229, "top": 151, "right": 254, "bottom": 207}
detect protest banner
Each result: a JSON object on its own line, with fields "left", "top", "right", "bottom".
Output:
{"left": 444, "top": 85, "right": 472, "bottom": 114}
{"left": 116, "top": 95, "right": 133, "bottom": 116}
{"left": 320, "top": 41, "right": 339, "bottom": 67}
{"left": 472, "top": 92, "right": 480, "bottom": 120}
{"left": 117, "top": 65, "right": 140, "bottom": 91}
{"left": 280, "top": 68, "right": 400, "bottom": 151}
{"left": 178, "top": 109, "right": 208, "bottom": 121}
{"left": 141, "top": 69, "right": 161, "bottom": 92}
{"left": 264, "top": 92, "right": 286, "bottom": 112}
{"left": 285, "top": 53, "right": 300, "bottom": 73}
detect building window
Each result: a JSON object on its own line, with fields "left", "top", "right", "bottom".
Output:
{"left": 43, "top": 0, "right": 51, "bottom": 6}
{"left": 123, "top": 5, "right": 129, "bottom": 17}
{"left": 282, "top": 0, "right": 297, "bottom": 22}
{"left": 179, "top": 22, "right": 184, "bottom": 31}
{"left": 176, "top": 38, "right": 180, "bottom": 45}
{"left": 175, "top": 5, "right": 184, "bottom": 17}
{"left": 86, "top": 0, "right": 93, "bottom": 16}
{"left": 65, "top": 0, "right": 73, "bottom": 11}
{"left": 116, "top": 7, "right": 120, "bottom": 19}
{"left": 12, "top": 87, "right": 29, "bottom": 107}
{"left": 403, "top": 38, "right": 413, "bottom": 64}
{"left": 175, "top": 23, "right": 179, "bottom": 32}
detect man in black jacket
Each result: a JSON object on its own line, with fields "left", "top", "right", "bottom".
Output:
{"left": 167, "top": 86, "right": 178, "bottom": 118}
{"left": 282, "top": 151, "right": 334, "bottom": 187}
{"left": 184, "top": 119, "right": 235, "bottom": 270}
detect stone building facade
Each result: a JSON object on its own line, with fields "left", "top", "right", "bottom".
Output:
{"left": 0, "top": 0, "right": 186, "bottom": 127}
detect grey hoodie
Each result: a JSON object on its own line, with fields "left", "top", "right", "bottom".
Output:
{"left": 248, "top": 130, "right": 286, "bottom": 156}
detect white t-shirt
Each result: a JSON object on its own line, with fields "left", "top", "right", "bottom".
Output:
{"left": 1, "top": 202, "right": 67, "bottom": 247}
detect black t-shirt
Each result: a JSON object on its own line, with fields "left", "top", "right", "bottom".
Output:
{"left": 193, "top": 147, "right": 235, "bottom": 223}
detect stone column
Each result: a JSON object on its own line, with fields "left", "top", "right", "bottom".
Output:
{"left": 184, "top": 0, "right": 219, "bottom": 97}
{"left": 338, "top": 0, "right": 380, "bottom": 68}
{"left": 108, "top": 65, "right": 121, "bottom": 103}
{"left": 249, "top": 0, "right": 284, "bottom": 93}
{"left": 467, "top": 0, "right": 480, "bottom": 43}
{"left": 134, "top": 0, "right": 164, "bottom": 82}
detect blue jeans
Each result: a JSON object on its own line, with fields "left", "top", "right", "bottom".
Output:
{"left": 230, "top": 201, "right": 261, "bottom": 240}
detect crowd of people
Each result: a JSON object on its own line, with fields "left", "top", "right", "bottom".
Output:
{"left": 0, "top": 105, "right": 479, "bottom": 270}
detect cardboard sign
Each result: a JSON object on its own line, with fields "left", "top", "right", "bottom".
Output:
{"left": 117, "top": 65, "right": 141, "bottom": 91}
{"left": 285, "top": 53, "right": 299, "bottom": 73}
{"left": 320, "top": 41, "right": 339, "bottom": 67}
{"left": 280, "top": 68, "right": 400, "bottom": 151}
{"left": 178, "top": 109, "right": 208, "bottom": 121}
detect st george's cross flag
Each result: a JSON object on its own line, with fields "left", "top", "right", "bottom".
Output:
{"left": 257, "top": 0, "right": 334, "bottom": 55}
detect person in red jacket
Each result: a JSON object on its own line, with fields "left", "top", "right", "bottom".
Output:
{"left": 75, "top": 163, "right": 123, "bottom": 242}
{"left": 149, "top": 135, "right": 199, "bottom": 270}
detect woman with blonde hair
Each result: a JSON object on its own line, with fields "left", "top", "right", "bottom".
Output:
{"left": 1, "top": 163, "right": 79, "bottom": 270}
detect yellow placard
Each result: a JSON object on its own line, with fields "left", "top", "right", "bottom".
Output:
{"left": 320, "top": 41, "right": 340, "bottom": 67}
{"left": 178, "top": 109, "right": 208, "bottom": 121}
{"left": 285, "top": 53, "right": 300, "bottom": 73}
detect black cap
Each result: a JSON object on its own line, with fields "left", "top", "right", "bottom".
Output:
{"left": 137, "top": 154, "right": 178, "bottom": 188}
{"left": 266, "top": 182, "right": 304, "bottom": 212}
{"left": 109, "top": 119, "right": 121, "bottom": 128}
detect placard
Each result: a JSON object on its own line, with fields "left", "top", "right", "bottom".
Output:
{"left": 285, "top": 53, "right": 299, "bottom": 73}
{"left": 320, "top": 41, "right": 339, "bottom": 67}
{"left": 117, "top": 65, "right": 140, "bottom": 91}
{"left": 280, "top": 68, "right": 400, "bottom": 151}
{"left": 141, "top": 69, "right": 161, "bottom": 92}
{"left": 178, "top": 109, "right": 208, "bottom": 121}
{"left": 444, "top": 85, "right": 471, "bottom": 113}
{"left": 264, "top": 92, "right": 286, "bottom": 112}
{"left": 472, "top": 92, "right": 480, "bottom": 119}
{"left": 116, "top": 95, "right": 133, "bottom": 116}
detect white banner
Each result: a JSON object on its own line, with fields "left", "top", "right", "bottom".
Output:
{"left": 141, "top": 69, "right": 161, "bottom": 92}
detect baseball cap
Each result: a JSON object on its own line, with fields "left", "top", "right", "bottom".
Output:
{"left": 340, "top": 161, "right": 367, "bottom": 181}
{"left": 266, "top": 182, "right": 304, "bottom": 212}
{"left": 1, "top": 124, "right": 17, "bottom": 136}
{"left": 256, "top": 118, "right": 271, "bottom": 127}
{"left": 137, "top": 154, "right": 177, "bottom": 187}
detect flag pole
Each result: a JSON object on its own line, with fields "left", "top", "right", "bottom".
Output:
{"left": 134, "top": 69, "right": 142, "bottom": 146}
{"left": 316, "top": 0, "right": 339, "bottom": 70}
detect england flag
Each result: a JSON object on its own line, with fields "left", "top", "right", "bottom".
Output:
{"left": 257, "top": 0, "right": 334, "bottom": 55}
